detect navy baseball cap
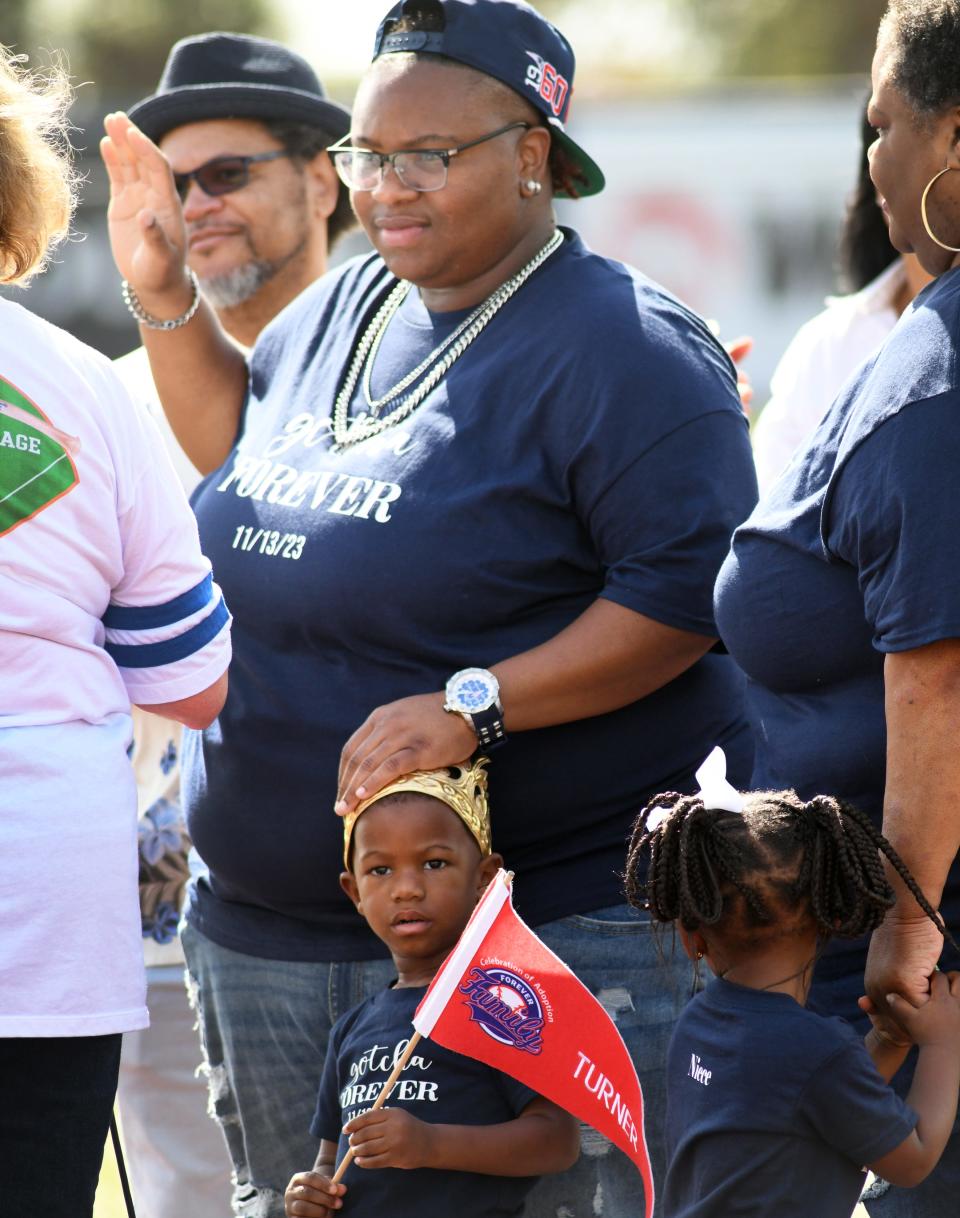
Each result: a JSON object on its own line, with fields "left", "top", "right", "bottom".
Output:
{"left": 372, "top": 0, "right": 604, "bottom": 197}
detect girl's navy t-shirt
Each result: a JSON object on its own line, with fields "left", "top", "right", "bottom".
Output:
{"left": 664, "top": 979, "right": 916, "bottom": 1218}
{"left": 183, "top": 229, "right": 757, "bottom": 961}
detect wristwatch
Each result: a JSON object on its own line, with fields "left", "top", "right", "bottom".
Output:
{"left": 443, "top": 668, "right": 507, "bottom": 750}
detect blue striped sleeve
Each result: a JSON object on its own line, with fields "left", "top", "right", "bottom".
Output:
{"left": 105, "top": 597, "right": 229, "bottom": 669}
{"left": 103, "top": 573, "right": 213, "bottom": 630}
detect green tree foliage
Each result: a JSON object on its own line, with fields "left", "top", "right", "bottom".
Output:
{"left": 679, "top": 0, "right": 889, "bottom": 77}
{"left": 0, "top": 0, "right": 31, "bottom": 54}
{"left": 11, "top": 0, "right": 277, "bottom": 104}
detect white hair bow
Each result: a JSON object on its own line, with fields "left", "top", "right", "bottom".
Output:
{"left": 644, "top": 804, "right": 672, "bottom": 833}
{"left": 644, "top": 746, "right": 744, "bottom": 833}
{"left": 694, "top": 746, "right": 745, "bottom": 814}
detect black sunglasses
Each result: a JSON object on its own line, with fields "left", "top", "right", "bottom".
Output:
{"left": 172, "top": 150, "right": 292, "bottom": 202}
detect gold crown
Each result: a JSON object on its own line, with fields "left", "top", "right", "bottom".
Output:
{"left": 342, "top": 756, "right": 491, "bottom": 868}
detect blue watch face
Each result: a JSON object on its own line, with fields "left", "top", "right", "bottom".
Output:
{"left": 451, "top": 674, "right": 496, "bottom": 712}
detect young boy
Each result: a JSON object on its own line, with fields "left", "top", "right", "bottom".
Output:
{"left": 284, "top": 758, "right": 579, "bottom": 1217}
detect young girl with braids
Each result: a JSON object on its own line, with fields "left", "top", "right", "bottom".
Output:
{"left": 626, "top": 753, "right": 960, "bottom": 1218}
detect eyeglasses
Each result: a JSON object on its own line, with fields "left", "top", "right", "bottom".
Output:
{"left": 172, "top": 150, "right": 292, "bottom": 202}
{"left": 326, "top": 122, "right": 530, "bottom": 193}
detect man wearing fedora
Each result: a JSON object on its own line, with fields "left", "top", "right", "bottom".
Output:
{"left": 112, "top": 32, "right": 353, "bottom": 1218}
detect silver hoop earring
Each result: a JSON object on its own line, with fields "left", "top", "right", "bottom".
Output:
{"left": 524, "top": 179, "right": 542, "bottom": 196}
{"left": 920, "top": 165, "right": 960, "bottom": 253}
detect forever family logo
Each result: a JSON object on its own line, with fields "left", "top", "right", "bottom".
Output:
{"left": 459, "top": 965, "right": 547, "bottom": 1054}
{"left": 452, "top": 951, "right": 644, "bottom": 1157}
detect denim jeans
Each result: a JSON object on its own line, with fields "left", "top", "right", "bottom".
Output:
{"left": 181, "top": 921, "right": 395, "bottom": 1218}
{"left": 525, "top": 904, "right": 689, "bottom": 1218}
{"left": 0, "top": 1033, "right": 122, "bottom": 1217}
{"left": 185, "top": 905, "right": 686, "bottom": 1218}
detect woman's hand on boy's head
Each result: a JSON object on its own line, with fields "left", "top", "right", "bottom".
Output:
{"left": 284, "top": 1170, "right": 345, "bottom": 1216}
{"left": 335, "top": 693, "right": 477, "bottom": 816}
{"left": 345, "top": 1106, "right": 434, "bottom": 1170}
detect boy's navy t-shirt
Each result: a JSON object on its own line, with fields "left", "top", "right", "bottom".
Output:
{"left": 664, "top": 979, "right": 916, "bottom": 1218}
{"left": 311, "top": 984, "right": 538, "bottom": 1217}
{"left": 715, "top": 267, "right": 960, "bottom": 1017}
{"left": 183, "top": 229, "right": 757, "bottom": 961}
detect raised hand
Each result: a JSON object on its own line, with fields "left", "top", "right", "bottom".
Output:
{"left": 100, "top": 111, "right": 191, "bottom": 312}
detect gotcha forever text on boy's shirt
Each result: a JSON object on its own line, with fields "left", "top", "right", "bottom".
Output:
{"left": 312, "top": 984, "right": 539, "bottom": 1217}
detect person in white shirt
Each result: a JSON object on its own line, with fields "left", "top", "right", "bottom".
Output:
{"left": 0, "top": 48, "right": 231, "bottom": 1218}
{"left": 752, "top": 106, "right": 931, "bottom": 494}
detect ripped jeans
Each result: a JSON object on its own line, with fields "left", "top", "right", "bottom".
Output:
{"left": 181, "top": 922, "right": 394, "bottom": 1218}
{"left": 183, "top": 906, "right": 687, "bottom": 1218}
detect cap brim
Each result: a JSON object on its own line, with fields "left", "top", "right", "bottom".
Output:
{"left": 127, "top": 83, "right": 351, "bottom": 145}
{"left": 551, "top": 127, "right": 605, "bottom": 199}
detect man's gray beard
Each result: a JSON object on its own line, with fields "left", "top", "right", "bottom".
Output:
{"left": 199, "top": 260, "right": 278, "bottom": 310}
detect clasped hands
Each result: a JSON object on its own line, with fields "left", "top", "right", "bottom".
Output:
{"left": 861, "top": 912, "right": 955, "bottom": 1045}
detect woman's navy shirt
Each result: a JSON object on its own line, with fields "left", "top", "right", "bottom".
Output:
{"left": 183, "top": 229, "right": 757, "bottom": 961}
{"left": 716, "top": 267, "right": 960, "bottom": 1015}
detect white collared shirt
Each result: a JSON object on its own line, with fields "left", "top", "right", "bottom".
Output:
{"left": 752, "top": 259, "right": 906, "bottom": 494}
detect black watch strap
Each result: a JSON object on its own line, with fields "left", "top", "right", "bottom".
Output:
{"left": 469, "top": 703, "right": 507, "bottom": 749}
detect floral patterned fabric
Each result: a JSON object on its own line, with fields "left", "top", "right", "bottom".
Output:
{"left": 132, "top": 711, "right": 190, "bottom": 966}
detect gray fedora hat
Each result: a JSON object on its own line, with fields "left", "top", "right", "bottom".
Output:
{"left": 128, "top": 32, "right": 351, "bottom": 144}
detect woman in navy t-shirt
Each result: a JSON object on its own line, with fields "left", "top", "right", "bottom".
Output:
{"left": 101, "top": 3, "right": 756, "bottom": 1213}
{"left": 716, "top": 4, "right": 960, "bottom": 1214}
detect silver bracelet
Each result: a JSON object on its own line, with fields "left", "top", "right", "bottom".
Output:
{"left": 122, "top": 269, "right": 201, "bottom": 331}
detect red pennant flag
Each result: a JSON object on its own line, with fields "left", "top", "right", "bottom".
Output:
{"left": 413, "top": 870, "right": 655, "bottom": 1218}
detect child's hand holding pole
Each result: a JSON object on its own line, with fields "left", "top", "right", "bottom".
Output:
{"left": 344, "top": 1107, "right": 434, "bottom": 1169}
{"left": 284, "top": 1168, "right": 345, "bottom": 1216}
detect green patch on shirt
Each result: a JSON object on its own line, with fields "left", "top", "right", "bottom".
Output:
{"left": 0, "top": 374, "right": 79, "bottom": 536}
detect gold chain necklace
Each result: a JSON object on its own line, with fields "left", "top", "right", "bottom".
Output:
{"left": 330, "top": 229, "right": 564, "bottom": 449}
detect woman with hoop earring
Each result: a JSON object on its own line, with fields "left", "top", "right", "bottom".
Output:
{"left": 715, "top": 3, "right": 960, "bottom": 1214}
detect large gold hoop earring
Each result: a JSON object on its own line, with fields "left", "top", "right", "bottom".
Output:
{"left": 920, "top": 166, "right": 960, "bottom": 253}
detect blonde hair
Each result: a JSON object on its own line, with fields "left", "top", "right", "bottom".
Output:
{"left": 0, "top": 47, "right": 77, "bottom": 285}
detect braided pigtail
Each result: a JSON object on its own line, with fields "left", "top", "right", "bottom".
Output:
{"left": 799, "top": 795, "right": 958, "bottom": 949}
{"left": 628, "top": 783, "right": 957, "bottom": 953}
{"left": 626, "top": 791, "right": 762, "bottom": 932}
{"left": 625, "top": 791, "right": 686, "bottom": 919}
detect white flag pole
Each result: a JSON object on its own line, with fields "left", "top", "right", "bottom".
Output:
{"left": 412, "top": 868, "right": 512, "bottom": 1037}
